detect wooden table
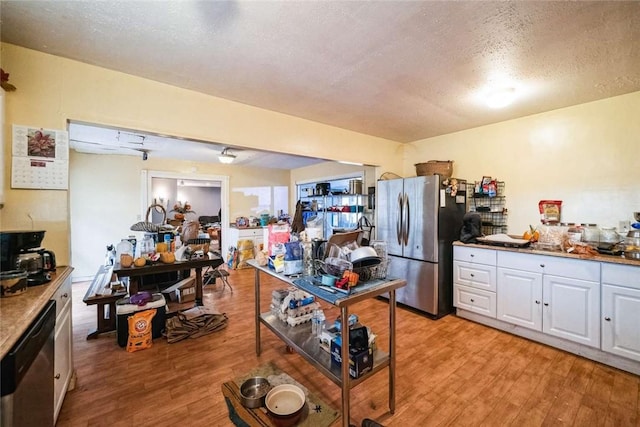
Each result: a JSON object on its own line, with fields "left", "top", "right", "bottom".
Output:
{"left": 113, "top": 255, "right": 223, "bottom": 306}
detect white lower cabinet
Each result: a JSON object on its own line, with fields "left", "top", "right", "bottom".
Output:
{"left": 601, "top": 263, "right": 640, "bottom": 362}
{"left": 542, "top": 275, "right": 600, "bottom": 347}
{"left": 453, "top": 246, "right": 497, "bottom": 318}
{"left": 497, "top": 267, "right": 542, "bottom": 330}
{"left": 53, "top": 275, "right": 73, "bottom": 423}
{"left": 496, "top": 251, "right": 600, "bottom": 348}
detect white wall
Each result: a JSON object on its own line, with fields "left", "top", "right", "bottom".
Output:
{"left": 407, "top": 91, "right": 640, "bottom": 235}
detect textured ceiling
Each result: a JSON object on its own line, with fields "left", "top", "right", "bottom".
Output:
{"left": 2, "top": 1, "right": 640, "bottom": 147}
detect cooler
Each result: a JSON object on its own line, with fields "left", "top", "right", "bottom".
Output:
{"left": 116, "top": 293, "right": 167, "bottom": 347}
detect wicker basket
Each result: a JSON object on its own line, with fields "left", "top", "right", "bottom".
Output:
{"left": 130, "top": 204, "right": 167, "bottom": 232}
{"left": 415, "top": 160, "right": 453, "bottom": 178}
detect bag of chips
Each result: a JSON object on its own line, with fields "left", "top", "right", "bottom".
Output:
{"left": 126, "top": 308, "right": 157, "bottom": 353}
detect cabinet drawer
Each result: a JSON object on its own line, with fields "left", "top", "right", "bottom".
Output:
{"left": 52, "top": 276, "right": 72, "bottom": 317}
{"left": 602, "top": 263, "right": 640, "bottom": 290}
{"left": 454, "top": 261, "right": 496, "bottom": 292}
{"left": 497, "top": 251, "right": 600, "bottom": 282}
{"left": 454, "top": 246, "right": 496, "bottom": 265}
{"left": 454, "top": 284, "right": 496, "bottom": 318}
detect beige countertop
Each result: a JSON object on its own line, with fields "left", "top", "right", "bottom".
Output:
{"left": 453, "top": 241, "right": 639, "bottom": 267}
{"left": 0, "top": 266, "right": 73, "bottom": 358}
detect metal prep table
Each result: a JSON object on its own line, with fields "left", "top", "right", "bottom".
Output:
{"left": 248, "top": 259, "right": 406, "bottom": 427}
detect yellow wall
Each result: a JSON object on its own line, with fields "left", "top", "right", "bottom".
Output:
{"left": 0, "top": 43, "right": 402, "bottom": 268}
{"left": 407, "top": 91, "right": 640, "bottom": 233}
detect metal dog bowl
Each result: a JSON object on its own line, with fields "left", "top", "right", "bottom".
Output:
{"left": 239, "top": 377, "right": 271, "bottom": 409}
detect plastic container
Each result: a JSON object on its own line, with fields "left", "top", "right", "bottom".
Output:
{"left": 581, "top": 224, "right": 599, "bottom": 244}
{"left": 599, "top": 227, "right": 620, "bottom": 244}
{"left": 116, "top": 293, "right": 167, "bottom": 347}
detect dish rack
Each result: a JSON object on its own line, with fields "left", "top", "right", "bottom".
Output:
{"left": 353, "top": 258, "right": 391, "bottom": 283}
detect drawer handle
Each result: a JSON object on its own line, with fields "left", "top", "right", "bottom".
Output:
{"left": 470, "top": 273, "right": 475, "bottom": 277}
{"left": 470, "top": 254, "right": 475, "bottom": 257}
{"left": 535, "top": 300, "right": 540, "bottom": 304}
{"left": 470, "top": 298, "right": 475, "bottom": 303}
{"left": 54, "top": 373, "right": 61, "bottom": 380}
{"left": 604, "top": 317, "right": 611, "bottom": 321}
{"left": 539, "top": 264, "right": 545, "bottom": 268}
{"left": 543, "top": 303, "right": 549, "bottom": 307}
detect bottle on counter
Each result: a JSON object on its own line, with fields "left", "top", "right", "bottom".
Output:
{"left": 315, "top": 310, "right": 325, "bottom": 338}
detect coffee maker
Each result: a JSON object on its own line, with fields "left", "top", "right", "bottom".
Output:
{"left": 0, "top": 230, "right": 56, "bottom": 286}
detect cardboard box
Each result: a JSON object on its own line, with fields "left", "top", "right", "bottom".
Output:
{"left": 161, "top": 277, "right": 195, "bottom": 303}
{"left": 330, "top": 335, "right": 373, "bottom": 379}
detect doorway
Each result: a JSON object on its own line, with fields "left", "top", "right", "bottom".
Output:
{"left": 143, "top": 170, "right": 230, "bottom": 255}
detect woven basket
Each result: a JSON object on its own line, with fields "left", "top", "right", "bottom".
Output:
{"left": 130, "top": 204, "right": 167, "bottom": 232}
{"left": 415, "top": 160, "right": 453, "bottom": 178}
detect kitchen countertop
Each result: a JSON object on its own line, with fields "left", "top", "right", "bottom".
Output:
{"left": 453, "top": 241, "right": 639, "bottom": 266}
{"left": 0, "top": 266, "right": 73, "bottom": 358}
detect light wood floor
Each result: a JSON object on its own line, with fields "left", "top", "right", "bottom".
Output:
{"left": 58, "top": 267, "right": 640, "bottom": 427}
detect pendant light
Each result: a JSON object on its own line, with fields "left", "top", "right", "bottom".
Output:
{"left": 218, "top": 148, "right": 236, "bottom": 164}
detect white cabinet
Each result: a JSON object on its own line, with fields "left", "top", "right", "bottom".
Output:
{"left": 453, "top": 246, "right": 497, "bottom": 318}
{"left": 228, "top": 227, "right": 266, "bottom": 251}
{"left": 497, "top": 267, "right": 542, "bottom": 330}
{"left": 602, "top": 263, "right": 640, "bottom": 362}
{"left": 53, "top": 275, "right": 73, "bottom": 422}
{"left": 496, "top": 251, "right": 600, "bottom": 348}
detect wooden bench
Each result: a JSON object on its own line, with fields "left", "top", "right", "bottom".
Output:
{"left": 83, "top": 265, "right": 127, "bottom": 340}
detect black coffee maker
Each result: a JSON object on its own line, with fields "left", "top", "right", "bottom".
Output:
{"left": 0, "top": 230, "right": 56, "bottom": 286}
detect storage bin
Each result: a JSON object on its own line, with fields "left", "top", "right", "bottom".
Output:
{"left": 116, "top": 293, "right": 167, "bottom": 347}
{"left": 415, "top": 160, "right": 453, "bottom": 178}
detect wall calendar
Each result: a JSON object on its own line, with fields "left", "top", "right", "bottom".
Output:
{"left": 11, "top": 125, "right": 69, "bottom": 190}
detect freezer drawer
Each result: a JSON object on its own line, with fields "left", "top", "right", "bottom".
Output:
{"left": 387, "top": 256, "right": 438, "bottom": 315}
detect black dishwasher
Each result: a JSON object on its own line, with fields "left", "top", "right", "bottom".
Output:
{"left": 1, "top": 300, "right": 56, "bottom": 427}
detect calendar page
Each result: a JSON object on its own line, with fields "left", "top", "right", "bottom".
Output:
{"left": 11, "top": 125, "right": 69, "bottom": 190}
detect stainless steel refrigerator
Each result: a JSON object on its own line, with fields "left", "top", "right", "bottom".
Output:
{"left": 377, "top": 175, "right": 467, "bottom": 317}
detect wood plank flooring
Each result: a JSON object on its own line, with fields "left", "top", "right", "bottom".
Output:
{"left": 57, "top": 267, "right": 640, "bottom": 427}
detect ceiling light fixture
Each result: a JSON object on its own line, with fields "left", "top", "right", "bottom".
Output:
{"left": 485, "top": 87, "right": 516, "bottom": 109}
{"left": 218, "top": 148, "right": 236, "bottom": 164}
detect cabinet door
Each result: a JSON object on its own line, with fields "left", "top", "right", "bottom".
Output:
{"left": 497, "top": 267, "right": 542, "bottom": 331}
{"left": 602, "top": 284, "right": 640, "bottom": 362}
{"left": 542, "top": 275, "right": 600, "bottom": 348}
{"left": 54, "top": 305, "right": 73, "bottom": 422}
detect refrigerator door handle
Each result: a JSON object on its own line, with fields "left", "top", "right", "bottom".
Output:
{"left": 403, "top": 192, "right": 410, "bottom": 245}
{"left": 396, "top": 192, "right": 403, "bottom": 245}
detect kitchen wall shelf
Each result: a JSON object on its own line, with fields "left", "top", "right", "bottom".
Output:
{"left": 468, "top": 181, "right": 507, "bottom": 235}
{"left": 298, "top": 178, "right": 372, "bottom": 239}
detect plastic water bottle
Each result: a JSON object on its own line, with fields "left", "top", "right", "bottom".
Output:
{"left": 316, "top": 310, "right": 325, "bottom": 338}
{"left": 311, "top": 309, "right": 318, "bottom": 335}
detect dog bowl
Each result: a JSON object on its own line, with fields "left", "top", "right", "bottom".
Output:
{"left": 265, "top": 384, "right": 306, "bottom": 427}
{"left": 239, "top": 377, "right": 271, "bottom": 409}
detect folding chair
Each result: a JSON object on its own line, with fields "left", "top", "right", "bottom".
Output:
{"left": 204, "top": 263, "right": 233, "bottom": 293}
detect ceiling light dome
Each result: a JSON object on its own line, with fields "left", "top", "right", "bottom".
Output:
{"left": 218, "top": 148, "right": 236, "bottom": 164}
{"left": 486, "top": 87, "right": 516, "bottom": 109}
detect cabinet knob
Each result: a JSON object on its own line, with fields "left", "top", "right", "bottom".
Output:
{"left": 62, "top": 293, "right": 68, "bottom": 298}
{"left": 470, "top": 298, "right": 475, "bottom": 303}
{"left": 470, "top": 254, "right": 475, "bottom": 257}
{"left": 54, "top": 373, "right": 61, "bottom": 380}
{"left": 470, "top": 273, "right": 475, "bottom": 277}
{"left": 535, "top": 300, "right": 540, "bottom": 304}
{"left": 539, "top": 264, "right": 545, "bottom": 268}
{"left": 604, "top": 317, "right": 611, "bottom": 321}
{"left": 543, "top": 303, "right": 549, "bottom": 306}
